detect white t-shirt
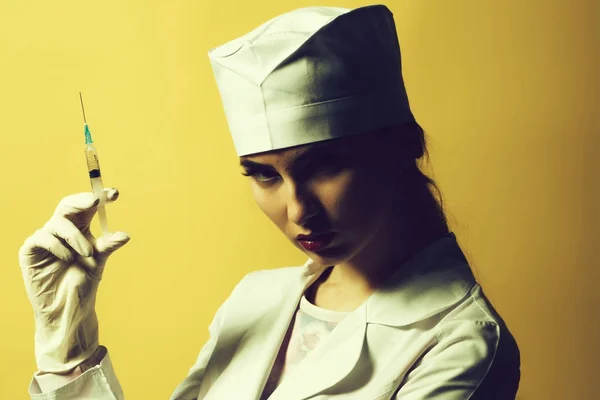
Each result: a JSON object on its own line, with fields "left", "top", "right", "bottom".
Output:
{"left": 260, "top": 294, "right": 350, "bottom": 399}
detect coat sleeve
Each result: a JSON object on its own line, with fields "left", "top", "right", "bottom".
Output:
{"left": 169, "top": 271, "right": 256, "bottom": 400}
{"left": 28, "top": 351, "right": 123, "bottom": 399}
{"left": 392, "top": 320, "right": 520, "bottom": 400}
{"left": 168, "top": 295, "right": 229, "bottom": 400}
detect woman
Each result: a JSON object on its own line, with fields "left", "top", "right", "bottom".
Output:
{"left": 20, "top": 4, "right": 520, "bottom": 399}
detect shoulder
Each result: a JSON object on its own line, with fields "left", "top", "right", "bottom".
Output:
{"left": 243, "top": 265, "right": 305, "bottom": 281}
{"left": 439, "top": 284, "right": 514, "bottom": 327}
{"left": 238, "top": 265, "right": 305, "bottom": 286}
{"left": 214, "top": 265, "right": 306, "bottom": 327}
{"left": 401, "top": 284, "right": 521, "bottom": 399}
{"left": 228, "top": 265, "right": 305, "bottom": 301}
{"left": 435, "top": 284, "right": 521, "bottom": 396}
{"left": 438, "top": 284, "right": 519, "bottom": 351}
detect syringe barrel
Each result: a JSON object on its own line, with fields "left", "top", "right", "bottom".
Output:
{"left": 85, "top": 144, "right": 107, "bottom": 206}
{"left": 85, "top": 144, "right": 102, "bottom": 178}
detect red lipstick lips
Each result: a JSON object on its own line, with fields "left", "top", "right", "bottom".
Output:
{"left": 296, "top": 232, "right": 335, "bottom": 252}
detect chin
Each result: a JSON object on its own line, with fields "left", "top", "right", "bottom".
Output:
{"left": 303, "top": 243, "right": 348, "bottom": 265}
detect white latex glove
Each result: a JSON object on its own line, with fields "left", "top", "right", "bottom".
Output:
{"left": 19, "top": 189, "right": 130, "bottom": 373}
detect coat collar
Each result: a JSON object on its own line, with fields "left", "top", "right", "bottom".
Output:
{"left": 262, "top": 232, "right": 476, "bottom": 400}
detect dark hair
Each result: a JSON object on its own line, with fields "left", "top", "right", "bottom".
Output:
{"left": 388, "top": 121, "right": 450, "bottom": 231}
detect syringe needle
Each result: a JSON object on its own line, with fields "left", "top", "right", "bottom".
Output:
{"left": 79, "top": 92, "right": 87, "bottom": 124}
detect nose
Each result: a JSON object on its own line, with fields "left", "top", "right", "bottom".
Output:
{"left": 285, "top": 181, "right": 320, "bottom": 226}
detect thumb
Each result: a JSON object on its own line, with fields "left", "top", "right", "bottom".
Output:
{"left": 94, "top": 231, "right": 131, "bottom": 258}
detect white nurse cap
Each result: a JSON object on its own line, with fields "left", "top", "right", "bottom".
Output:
{"left": 208, "top": 4, "right": 415, "bottom": 157}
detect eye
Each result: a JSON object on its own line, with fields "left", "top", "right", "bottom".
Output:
{"left": 241, "top": 169, "right": 280, "bottom": 184}
{"left": 240, "top": 159, "right": 346, "bottom": 184}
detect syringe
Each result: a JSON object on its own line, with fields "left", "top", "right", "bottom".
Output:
{"left": 79, "top": 92, "right": 110, "bottom": 236}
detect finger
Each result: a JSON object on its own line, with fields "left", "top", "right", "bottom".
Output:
{"left": 53, "top": 188, "right": 120, "bottom": 223}
{"left": 19, "top": 229, "right": 74, "bottom": 266}
{"left": 92, "top": 231, "right": 131, "bottom": 266}
{"left": 53, "top": 192, "right": 99, "bottom": 220}
{"left": 93, "top": 188, "right": 120, "bottom": 205}
{"left": 43, "top": 215, "right": 94, "bottom": 258}
{"left": 105, "top": 188, "right": 119, "bottom": 203}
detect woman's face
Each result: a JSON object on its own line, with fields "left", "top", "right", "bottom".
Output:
{"left": 239, "top": 129, "right": 411, "bottom": 267}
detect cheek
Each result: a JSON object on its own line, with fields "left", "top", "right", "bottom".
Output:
{"left": 251, "top": 186, "right": 286, "bottom": 228}
{"left": 319, "top": 171, "right": 392, "bottom": 229}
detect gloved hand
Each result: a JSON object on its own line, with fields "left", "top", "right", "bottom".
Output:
{"left": 19, "top": 189, "right": 130, "bottom": 373}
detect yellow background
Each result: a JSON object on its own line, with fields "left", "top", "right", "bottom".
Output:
{"left": 1, "top": 0, "right": 598, "bottom": 398}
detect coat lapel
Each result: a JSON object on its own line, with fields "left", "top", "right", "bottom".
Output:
{"left": 205, "top": 263, "right": 326, "bottom": 399}
{"left": 267, "top": 299, "right": 368, "bottom": 400}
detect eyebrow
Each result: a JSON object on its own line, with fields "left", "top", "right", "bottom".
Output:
{"left": 239, "top": 145, "right": 339, "bottom": 171}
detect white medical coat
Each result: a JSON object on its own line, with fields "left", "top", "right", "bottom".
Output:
{"left": 29, "top": 232, "right": 520, "bottom": 399}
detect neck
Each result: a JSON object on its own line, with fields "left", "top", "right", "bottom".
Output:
{"left": 325, "top": 187, "right": 449, "bottom": 292}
